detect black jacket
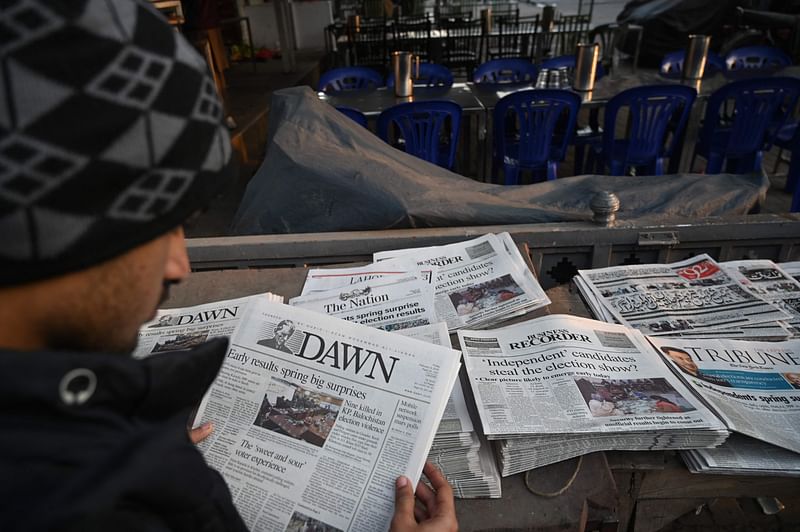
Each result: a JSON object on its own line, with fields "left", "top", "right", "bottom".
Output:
{"left": 0, "top": 338, "right": 248, "bottom": 532}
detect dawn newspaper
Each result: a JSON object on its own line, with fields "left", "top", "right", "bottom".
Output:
{"left": 136, "top": 296, "right": 461, "bottom": 532}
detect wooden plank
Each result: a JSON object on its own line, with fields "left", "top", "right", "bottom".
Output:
{"left": 606, "top": 451, "right": 667, "bottom": 471}
{"left": 612, "top": 470, "right": 643, "bottom": 532}
{"left": 632, "top": 499, "right": 702, "bottom": 532}
{"left": 636, "top": 462, "right": 800, "bottom": 500}
{"left": 455, "top": 452, "right": 617, "bottom": 531}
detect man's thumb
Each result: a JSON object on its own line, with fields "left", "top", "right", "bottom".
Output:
{"left": 391, "top": 476, "right": 415, "bottom": 528}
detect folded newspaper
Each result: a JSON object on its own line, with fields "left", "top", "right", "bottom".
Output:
{"left": 456, "top": 314, "right": 729, "bottom": 475}
{"left": 291, "top": 274, "right": 502, "bottom": 498}
{"left": 575, "top": 255, "right": 793, "bottom": 340}
{"left": 135, "top": 295, "right": 461, "bottom": 532}
{"left": 682, "top": 434, "right": 800, "bottom": 477}
{"left": 648, "top": 336, "right": 800, "bottom": 455}
{"left": 374, "top": 233, "right": 550, "bottom": 331}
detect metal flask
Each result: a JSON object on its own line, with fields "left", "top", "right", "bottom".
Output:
{"left": 392, "top": 51, "right": 419, "bottom": 98}
{"left": 683, "top": 34, "right": 711, "bottom": 80}
{"left": 573, "top": 42, "right": 599, "bottom": 92}
{"left": 481, "top": 8, "right": 492, "bottom": 35}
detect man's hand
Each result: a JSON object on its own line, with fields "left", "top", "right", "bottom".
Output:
{"left": 390, "top": 462, "right": 458, "bottom": 532}
{"left": 188, "top": 422, "right": 213, "bottom": 444}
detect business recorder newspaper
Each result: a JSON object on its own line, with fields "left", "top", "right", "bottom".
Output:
{"left": 135, "top": 294, "right": 461, "bottom": 532}
{"left": 647, "top": 336, "right": 800, "bottom": 454}
{"left": 575, "top": 254, "right": 791, "bottom": 338}
{"left": 373, "top": 233, "right": 549, "bottom": 330}
{"left": 456, "top": 314, "right": 727, "bottom": 441}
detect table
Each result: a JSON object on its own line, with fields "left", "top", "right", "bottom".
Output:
{"left": 163, "top": 254, "right": 800, "bottom": 531}
{"left": 319, "top": 83, "right": 486, "bottom": 176}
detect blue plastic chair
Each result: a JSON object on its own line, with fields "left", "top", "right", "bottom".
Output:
{"left": 658, "top": 50, "right": 726, "bottom": 79}
{"left": 318, "top": 67, "right": 383, "bottom": 92}
{"left": 594, "top": 85, "right": 696, "bottom": 176}
{"left": 376, "top": 100, "right": 463, "bottom": 169}
{"left": 492, "top": 89, "right": 581, "bottom": 184}
{"left": 386, "top": 63, "right": 454, "bottom": 88}
{"left": 540, "top": 55, "right": 607, "bottom": 80}
{"left": 336, "top": 106, "right": 368, "bottom": 127}
{"left": 473, "top": 58, "right": 538, "bottom": 84}
{"left": 693, "top": 77, "right": 800, "bottom": 174}
{"left": 540, "top": 55, "right": 606, "bottom": 175}
{"left": 725, "top": 46, "right": 791, "bottom": 75}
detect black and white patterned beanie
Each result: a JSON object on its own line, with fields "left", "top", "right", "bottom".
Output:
{"left": 0, "top": 0, "right": 233, "bottom": 285}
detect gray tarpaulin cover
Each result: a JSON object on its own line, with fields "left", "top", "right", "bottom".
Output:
{"left": 231, "top": 86, "right": 769, "bottom": 235}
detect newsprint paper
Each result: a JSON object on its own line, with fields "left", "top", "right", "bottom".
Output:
{"left": 576, "top": 254, "right": 789, "bottom": 337}
{"left": 374, "top": 233, "right": 550, "bottom": 330}
{"left": 136, "top": 295, "right": 461, "bottom": 532}
{"left": 457, "top": 314, "right": 727, "bottom": 438}
{"left": 682, "top": 434, "right": 800, "bottom": 477}
{"left": 648, "top": 336, "right": 800, "bottom": 454}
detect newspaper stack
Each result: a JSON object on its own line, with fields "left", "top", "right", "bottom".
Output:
{"left": 292, "top": 264, "right": 502, "bottom": 498}
{"left": 458, "top": 314, "right": 730, "bottom": 475}
{"left": 781, "top": 261, "right": 800, "bottom": 282}
{"left": 374, "top": 232, "right": 550, "bottom": 331}
{"left": 574, "top": 255, "right": 794, "bottom": 340}
{"left": 137, "top": 295, "right": 461, "bottom": 532}
{"left": 682, "top": 434, "right": 800, "bottom": 477}
{"left": 720, "top": 260, "right": 800, "bottom": 337}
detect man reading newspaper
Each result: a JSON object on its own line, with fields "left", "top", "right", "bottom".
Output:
{"left": 0, "top": 2, "right": 457, "bottom": 531}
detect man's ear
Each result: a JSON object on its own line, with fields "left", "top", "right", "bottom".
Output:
{"left": 164, "top": 227, "right": 191, "bottom": 282}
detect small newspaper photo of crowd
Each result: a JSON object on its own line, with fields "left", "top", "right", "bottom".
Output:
{"left": 449, "top": 274, "right": 524, "bottom": 316}
{"left": 574, "top": 376, "right": 697, "bottom": 417}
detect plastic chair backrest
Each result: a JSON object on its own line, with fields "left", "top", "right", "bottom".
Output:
{"left": 336, "top": 106, "right": 368, "bottom": 127}
{"left": 658, "top": 50, "right": 725, "bottom": 79}
{"left": 603, "top": 84, "right": 697, "bottom": 168}
{"left": 386, "top": 63, "right": 454, "bottom": 88}
{"left": 376, "top": 100, "right": 463, "bottom": 169}
{"left": 318, "top": 67, "right": 383, "bottom": 92}
{"left": 473, "top": 58, "right": 538, "bottom": 84}
{"left": 540, "top": 55, "right": 606, "bottom": 80}
{"left": 493, "top": 89, "right": 580, "bottom": 168}
{"left": 725, "top": 46, "right": 791, "bottom": 72}
{"left": 700, "top": 77, "right": 800, "bottom": 158}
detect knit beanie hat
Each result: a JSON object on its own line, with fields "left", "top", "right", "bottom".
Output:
{"left": 0, "top": 0, "right": 233, "bottom": 285}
